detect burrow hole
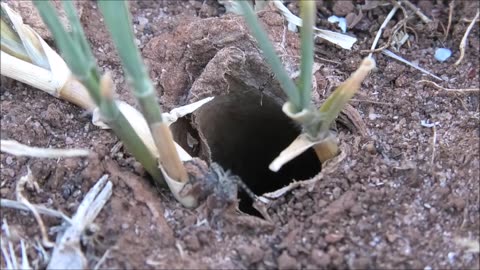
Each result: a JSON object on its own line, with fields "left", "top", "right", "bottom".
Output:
{"left": 172, "top": 90, "right": 321, "bottom": 215}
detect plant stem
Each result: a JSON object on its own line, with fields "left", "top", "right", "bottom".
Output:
{"left": 99, "top": 74, "right": 164, "bottom": 183}
{"left": 33, "top": 0, "right": 165, "bottom": 184}
{"left": 238, "top": 1, "right": 302, "bottom": 112}
{"left": 33, "top": 1, "right": 102, "bottom": 105}
{"left": 98, "top": 0, "right": 188, "bottom": 183}
{"left": 298, "top": 0, "right": 315, "bottom": 110}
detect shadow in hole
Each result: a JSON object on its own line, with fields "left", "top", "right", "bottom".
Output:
{"left": 186, "top": 88, "right": 321, "bottom": 215}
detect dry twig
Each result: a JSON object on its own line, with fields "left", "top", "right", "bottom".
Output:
{"left": 455, "top": 10, "right": 480, "bottom": 66}
{"left": 16, "top": 168, "right": 55, "bottom": 248}
{"left": 48, "top": 174, "right": 112, "bottom": 270}
{"left": 418, "top": 80, "right": 480, "bottom": 93}
{"left": 1, "top": 199, "right": 71, "bottom": 223}
{"left": 444, "top": 0, "right": 455, "bottom": 41}
{"left": 402, "top": 0, "right": 432, "bottom": 24}
{"left": 0, "top": 140, "right": 89, "bottom": 158}
{"left": 369, "top": 3, "right": 400, "bottom": 57}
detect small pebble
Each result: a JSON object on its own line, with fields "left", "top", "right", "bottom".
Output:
{"left": 332, "top": 1, "right": 355, "bottom": 16}
{"left": 72, "top": 190, "right": 82, "bottom": 198}
{"left": 183, "top": 234, "right": 201, "bottom": 251}
{"left": 325, "top": 233, "right": 344, "bottom": 243}
{"left": 138, "top": 16, "right": 148, "bottom": 27}
{"left": 5, "top": 156, "right": 13, "bottom": 165}
{"left": 434, "top": 48, "right": 452, "bottom": 62}
{"left": 311, "top": 249, "right": 330, "bottom": 267}
{"left": 65, "top": 137, "right": 74, "bottom": 145}
{"left": 278, "top": 251, "right": 298, "bottom": 270}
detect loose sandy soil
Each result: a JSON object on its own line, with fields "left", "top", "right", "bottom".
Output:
{"left": 1, "top": 1, "right": 479, "bottom": 269}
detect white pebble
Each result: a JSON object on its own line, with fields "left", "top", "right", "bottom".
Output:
{"left": 434, "top": 48, "right": 452, "bottom": 62}
{"left": 328, "top": 15, "right": 347, "bottom": 33}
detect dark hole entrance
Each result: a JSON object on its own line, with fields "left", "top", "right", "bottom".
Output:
{"left": 172, "top": 89, "right": 321, "bottom": 215}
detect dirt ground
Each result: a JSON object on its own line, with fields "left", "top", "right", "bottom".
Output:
{"left": 1, "top": 0, "right": 479, "bottom": 269}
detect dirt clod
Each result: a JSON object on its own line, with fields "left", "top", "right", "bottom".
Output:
{"left": 325, "top": 233, "right": 345, "bottom": 244}
{"left": 310, "top": 249, "right": 331, "bottom": 268}
{"left": 332, "top": 1, "right": 355, "bottom": 17}
{"left": 278, "top": 250, "right": 298, "bottom": 270}
{"left": 236, "top": 244, "right": 265, "bottom": 265}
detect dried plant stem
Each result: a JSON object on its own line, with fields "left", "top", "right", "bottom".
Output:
{"left": 0, "top": 50, "right": 95, "bottom": 111}
{"left": 369, "top": 3, "right": 400, "bottom": 57}
{"left": 60, "top": 76, "right": 96, "bottom": 110}
{"left": 1, "top": 3, "right": 97, "bottom": 111}
{"left": 16, "top": 168, "right": 54, "bottom": 248}
{"left": 455, "top": 10, "right": 479, "bottom": 66}
{"left": 402, "top": 0, "right": 432, "bottom": 24}
{"left": 0, "top": 198, "right": 71, "bottom": 222}
{"left": 418, "top": 80, "right": 480, "bottom": 93}
{"left": 444, "top": 0, "right": 455, "bottom": 41}
{"left": 1, "top": 139, "right": 89, "bottom": 158}
{"left": 312, "top": 135, "right": 339, "bottom": 163}
{"left": 152, "top": 123, "right": 189, "bottom": 182}
{"left": 48, "top": 175, "right": 112, "bottom": 270}
{"left": 1, "top": 220, "right": 18, "bottom": 270}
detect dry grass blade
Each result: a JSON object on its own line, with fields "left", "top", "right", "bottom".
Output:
{"left": 455, "top": 10, "right": 479, "bottom": 66}
{"left": 48, "top": 175, "right": 112, "bottom": 270}
{"left": 1, "top": 220, "right": 19, "bottom": 270}
{"left": 269, "top": 133, "right": 321, "bottom": 172}
{"left": 382, "top": 49, "right": 442, "bottom": 80}
{"left": 1, "top": 2, "right": 48, "bottom": 68}
{"left": 20, "top": 240, "right": 31, "bottom": 270}
{"left": 0, "top": 140, "right": 90, "bottom": 158}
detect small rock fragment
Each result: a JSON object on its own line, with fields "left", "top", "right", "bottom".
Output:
{"left": 434, "top": 48, "right": 452, "bottom": 62}
{"left": 278, "top": 251, "right": 298, "bottom": 270}
{"left": 311, "top": 249, "right": 331, "bottom": 268}
{"left": 65, "top": 137, "right": 74, "bottom": 145}
{"left": 447, "top": 196, "right": 466, "bottom": 212}
{"left": 350, "top": 256, "right": 372, "bottom": 269}
{"left": 183, "top": 234, "right": 201, "bottom": 251}
{"left": 237, "top": 244, "right": 265, "bottom": 264}
{"left": 325, "top": 233, "right": 344, "bottom": 244}
{"left": 138, "top": 16, "right": 148, "bottom": 27}
{"left": 5, "top": 156, "right": 13, "bottom": 165}
{"left": 332, "top": 1, "right": 355, "bottom": 16}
